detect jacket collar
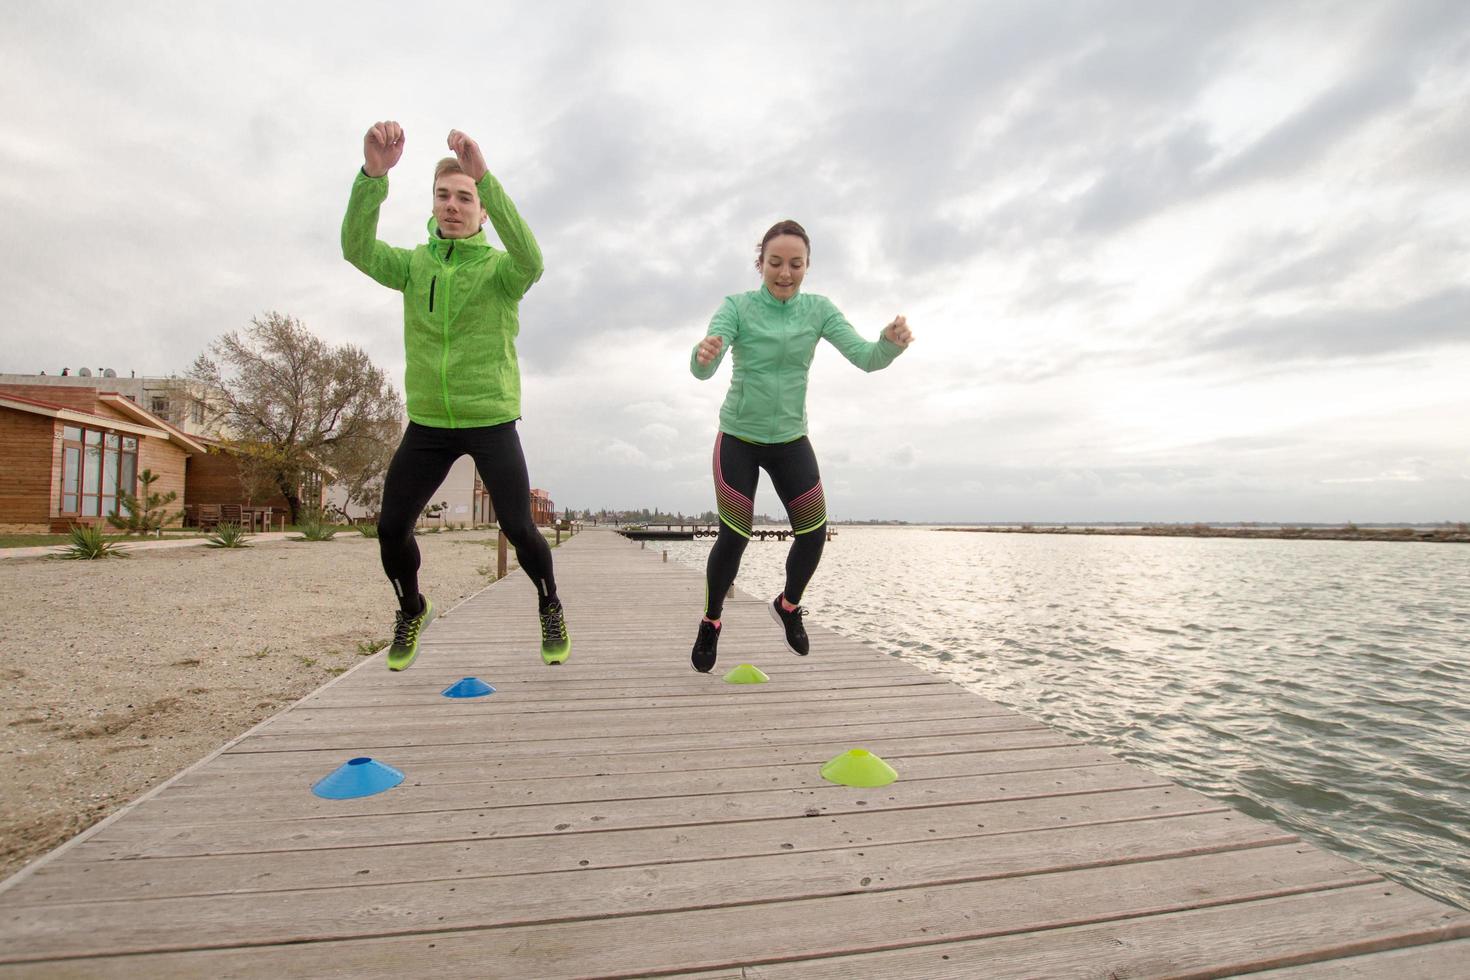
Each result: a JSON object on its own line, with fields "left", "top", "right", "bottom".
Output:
{"left": 756, "top": 284, "right": 797, "bottom": 308}
{"left": 425, "top": 216, "right": 490, "bottom": 254}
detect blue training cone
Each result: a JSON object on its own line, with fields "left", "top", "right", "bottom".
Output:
{"left": 312, "top": 757, "right": 405, "bottom": 799}
{"left": 442, "top": 677, "right": 495, "bottom": 698}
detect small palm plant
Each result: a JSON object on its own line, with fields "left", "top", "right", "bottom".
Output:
{"left": 57, "top": 523, "right": 130, "bottom": 560}
{"left": 205, "top": 522, "right": 252, "bottom": 548}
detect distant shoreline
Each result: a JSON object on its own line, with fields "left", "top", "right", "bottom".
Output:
{"left": 932, "top": 524, "right": 1470, "bottom": 544}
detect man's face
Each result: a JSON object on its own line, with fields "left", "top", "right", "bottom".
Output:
{"left": 433, "top": 173, "right": 487, "bottom": 239}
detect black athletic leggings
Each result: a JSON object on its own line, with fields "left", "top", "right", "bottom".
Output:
{"left": 378, "top": 420, "right": 555, "bottom": 614}
{"left": 704, "top": 431, "right": 827, "bottom": 620}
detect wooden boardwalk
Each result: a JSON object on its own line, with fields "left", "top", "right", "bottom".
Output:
{"left": 1, "top": 528, "right": 1466, "bottom": 977}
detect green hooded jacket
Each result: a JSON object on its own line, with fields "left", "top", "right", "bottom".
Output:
{"left": 690, "top": 285, "right": 905, "bottom": 443}
{"left": 341, "top": 168, "right": 543, "bottom": 428}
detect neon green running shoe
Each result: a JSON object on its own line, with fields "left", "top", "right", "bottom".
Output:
{"left": 387, "top": 596, "right": 434, "bottom": 671}
{"left": 539, "top": 598, "right": 571, "bottom": 665}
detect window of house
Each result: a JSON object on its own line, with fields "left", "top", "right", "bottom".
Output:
{"left": 191, "top": 400, "right": 204, "bottom": 424}
{"left": 150, "top": 396, "right": 170, "bottom": 419}
{"left": 59, "top": 426, "right": 138, "bottom": 518}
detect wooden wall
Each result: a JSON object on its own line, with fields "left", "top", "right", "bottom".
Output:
{"left": 185, "top": 449, "right": 291, "bottom": 511}
{"left": 0, "top": 409, "right": 56, "bottom": 533}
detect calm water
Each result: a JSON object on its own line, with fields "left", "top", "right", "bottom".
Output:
{"left": 661, "top": 526, "right": 1470, "bottom": 910}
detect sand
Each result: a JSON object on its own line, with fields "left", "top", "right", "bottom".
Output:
{"left": 0, "top": 529, "right": 520, "bottom": 882}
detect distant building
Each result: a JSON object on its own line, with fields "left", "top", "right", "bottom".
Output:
{"left": 0, "top": 371, "right": 216, "bottom": 437}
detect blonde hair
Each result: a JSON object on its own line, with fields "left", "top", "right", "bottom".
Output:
{"left": 434, "top": 157, "right": 468, "bottom": 186}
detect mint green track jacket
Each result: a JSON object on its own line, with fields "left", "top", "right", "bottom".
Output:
{"left": 690, "top": 285, "right": 905, "bottom": 444}
{"left": 342, "top": 169, "right": 543, "bottom": 428}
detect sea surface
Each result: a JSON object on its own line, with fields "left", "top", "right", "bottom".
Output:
{"left": 659, "top": 525, "right": 1470, "bottom": 911}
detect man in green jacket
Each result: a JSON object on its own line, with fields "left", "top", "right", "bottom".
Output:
{"left": 342, "top": 120, "right": 569, "bottom": 670}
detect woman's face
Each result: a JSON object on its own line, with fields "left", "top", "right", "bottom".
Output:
{"left": 761, "top": 234, "right": 808, "bottom": 301}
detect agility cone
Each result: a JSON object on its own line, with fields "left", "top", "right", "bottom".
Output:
{"left": 312, "top": 757, "right": 405, "bottom": 799}
{"left": 442, "top": 677, "right": 495, "bottom": 699}
{"left": 820, "top": 748, "right": 898, "bottom": 788}
{"left": 722, "top": 664, "right": 770, "bottom": 685}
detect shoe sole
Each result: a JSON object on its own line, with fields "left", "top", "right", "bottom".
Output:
{"left": 388, "top": 600, "right": 435, "bottom": 671}
{"left": 769, "top": 601, "right": 809, "bottom": 656}
{"left": 541, "top": 642, "right": 571, "bottom": 666}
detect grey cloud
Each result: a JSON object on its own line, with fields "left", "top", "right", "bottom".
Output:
{"left": 1197, "top": 287, "right": 1470, "bottom": 363}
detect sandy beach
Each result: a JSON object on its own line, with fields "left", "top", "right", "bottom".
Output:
{"left": 0, "top": 529, "right": 526, "bottom": 882}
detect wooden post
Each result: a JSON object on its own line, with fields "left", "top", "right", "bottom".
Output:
{"left": 497, "top": 529, "right": 508, "bottom": 578}
{"left": 556, "top": 527, "right": 562, "bottom": 546}
{"left": 662, "top": 550, "right": 668, "bottom": 562}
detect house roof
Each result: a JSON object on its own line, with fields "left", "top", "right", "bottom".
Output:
{"left": 0, "top": 391, "right": 207, "bottom": 454}
{"left": 98, "top": 394, "right": 209, "bottom": 453}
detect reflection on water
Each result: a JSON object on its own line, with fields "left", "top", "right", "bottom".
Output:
{"left": 661, "top": 526, "right": 1470, "bottom": 910}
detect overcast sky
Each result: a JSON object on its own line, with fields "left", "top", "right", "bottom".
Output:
{"left": 3, "top": 1, "right": 1467, "bottom": 522}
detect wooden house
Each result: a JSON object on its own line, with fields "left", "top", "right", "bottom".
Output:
{"left": 0, "top": 384, "right": 208, "bottom": 533}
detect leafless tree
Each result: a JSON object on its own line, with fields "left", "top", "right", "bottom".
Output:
{"left": 190, "top": 312, "right": 402, "bottom": 524}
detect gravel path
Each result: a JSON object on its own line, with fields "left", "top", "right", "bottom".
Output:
{"left": 0, "top": 529, "right": 523, "bottom": 881}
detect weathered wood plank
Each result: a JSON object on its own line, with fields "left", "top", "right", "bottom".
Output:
{"left": 15, "top": 786, "right": 1223, "bottom": 904}
{"left": 87, "top": 764, "right": 1171, "bottom": 858}
{"left": 221, "top": 712, "right": 1046, "bottom": 761}
{"left": 738, "top": 884, "right": 1470, "bottom": 978}
{"left": 1248, "top": 935, "right": 1470, "bottom": 977}
{"left": 0, "top": 846, "right": 1383, "bottom": 974}
{"left": 181, "top": 729, "right": 1074, "bottom": 788}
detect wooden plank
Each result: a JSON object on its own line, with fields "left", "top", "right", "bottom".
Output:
{"left": 111, "top": 746, "right": 1124, "bottom": 824}
{"left": 86, "top": 764, "right": 1171, "bottom": 858}
{"left": 299, "top": 675, "right": 952, "bottom": 709}
{"left": 1248, "top": 936, "right": 1470, "bottom": 977}
{"left": 0, "top": 811, "right": 1295, "bottom": 960}
{"left": 738, "top": 883, "right": 1470, "bottom": 978}
{"left": 230, "top": 696, "right": 1013, "bottom": 750}
{"left": 0, "top": 846, "right": 1382, "bottom": 973}
{"left": 16, "top": 786, "right": 1223, "bottom": 904}
{"left": 172, "top": 729, "right": 1079, "bottom": 790}
{"left": 264, "top": 687, "right": 976, "bottom": 731}
{"left": 217, "top": 714, "right": 1051, "bottom": 766}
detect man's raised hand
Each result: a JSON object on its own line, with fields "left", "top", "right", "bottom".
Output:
{"left": 447, "top": 130, "right": 488, "bottom": 182}
{"left": 883, "top": 315, "right": 914, "bottom": 349}
{"left": 696, "top": 335, "right": 724, "bottom": 367}
{"left": 363, "top": 121, "right": 405, "bottom": 178}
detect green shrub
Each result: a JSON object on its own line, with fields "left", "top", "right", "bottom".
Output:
{"left": 356, "top": 522, "right": 380, "bottom": 538}
{"left": 292, "top": 507, "right": 338, "bottom": 542}
{"left": 204, "top": 522, "right": 252, "bottom": 548}
{"left": 106, "top": 469, "right": 184, "bottom": 537}
{"left": 57, "top": 524, "right": 130, "bottom": 560}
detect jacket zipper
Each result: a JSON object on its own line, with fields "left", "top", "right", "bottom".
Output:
{"left": 440, "top": 243, "right": 456, "bottom": 427}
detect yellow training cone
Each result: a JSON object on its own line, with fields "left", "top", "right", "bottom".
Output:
{"left": 820, "top": 748, "right": 898, "bottom": 787}
{"left": 722, "top": 663, "right": 770, "bottom": 684}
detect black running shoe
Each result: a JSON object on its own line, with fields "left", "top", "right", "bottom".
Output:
{"left": 770, "top": 595, "right": 809, "bottom": 656}
{"left": 690, "top": 619, "right": 721, "bottom": 673}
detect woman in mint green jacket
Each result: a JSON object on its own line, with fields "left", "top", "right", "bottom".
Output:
{"left": 687, "top": 220, "right": 913, "bottom": 672}
{"left": 342, "top": 121, "right": 569, "bottom": 671}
